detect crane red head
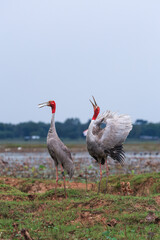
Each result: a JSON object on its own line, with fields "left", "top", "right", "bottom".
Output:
{"left": 38, "top": 100, "right": 56, "bottom": 113}
{"left": 90, "top": 96, "right": 100, "bottom": 120}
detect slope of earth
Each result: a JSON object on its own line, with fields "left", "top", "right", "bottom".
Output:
{"left": 0, "top": 173, "right": 159, "bottom": 240}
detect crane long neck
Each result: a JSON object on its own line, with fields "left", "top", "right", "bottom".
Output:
{"left": 49, "top": 113, "right": 56, "bottom": 134}
{"left": 92, "top": 109, "right": 100, "bottom": 120}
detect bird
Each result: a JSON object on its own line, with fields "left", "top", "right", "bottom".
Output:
{"left": 86, "top": 96, "right": 132, "bottom": 193}
{"left": 38, "top": 100, "right": 74, "bottom": 198}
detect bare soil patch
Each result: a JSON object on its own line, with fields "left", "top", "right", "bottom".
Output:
{"left": 154, "top": 196, "right": 160, "bottom": 206}
{"left": 0, "top": 177, "right": 96, "bottom": 193}
{"left": 135, "top": 178, "right": 155, "bottom": 196}
{"left": 72, "top": 211, "right": 106, "bottom": 226}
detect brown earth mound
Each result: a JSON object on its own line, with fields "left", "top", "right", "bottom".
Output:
{"left": 0, "top": 177, "right": 96, "bottom": 193}
{"left": 0, "top": 177, "right": 159, "bottom": 204}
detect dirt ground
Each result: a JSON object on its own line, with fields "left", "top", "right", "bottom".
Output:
{"left": 0, "top": 177, "right": 95, "bottom": 193}
{"left": 0, "top": 176, "right": 160, "bottom": 206}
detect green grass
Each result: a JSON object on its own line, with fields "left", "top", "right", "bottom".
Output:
{"left": 1, "top": 139, "right": 160, "bottom": 152}
{"left": 0, "top": 138, "right": 86, "bottom": 150}
{"left": 124, "top": 141, "right": 160, "bottom": 152}
{"left": 0, "top": 173, "right": 159, "bottom": 239}
{"left": 100, "top": 172, "right": 160, "bottom": 196}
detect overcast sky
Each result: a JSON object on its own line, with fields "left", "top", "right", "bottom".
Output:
{"left": 0, "top": 1, "right": 160, "bottom": 124}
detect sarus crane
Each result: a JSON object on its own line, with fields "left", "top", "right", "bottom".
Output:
{"left": 39, "top": 100, "right": 74, "bottom": 198}
{"left": 86, "top": 96, "right": 132, "bottom": 193}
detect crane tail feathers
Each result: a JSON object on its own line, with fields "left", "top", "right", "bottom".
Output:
{"left": 109, "top": 144, "right": 125, "bottom": 165}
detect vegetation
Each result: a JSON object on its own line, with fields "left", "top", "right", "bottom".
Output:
{"left": 0, "top": 118, "right": 160, "bottom": 140}
{"left": 0, "top": 173, "right": 159, "bottom": 239}
{"left": 1, "top": 139, "right": 160, "bottom": 154}
{"left": 0, "top": 119, "right": 89, "bottom": 140}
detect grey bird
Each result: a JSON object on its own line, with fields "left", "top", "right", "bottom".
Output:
{"left": 39, "top": 100, "right": 74, "bottom": 198}
{"left": 86, "top": 97, "right": 132, "bottom": 193}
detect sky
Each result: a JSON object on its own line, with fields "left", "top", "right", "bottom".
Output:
{"left": 0, "top": 1, "right": 160, "bottom": 124}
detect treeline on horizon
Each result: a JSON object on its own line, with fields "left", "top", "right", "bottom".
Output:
{"left": 0, "top": 118, "right": 160, "bottom": 140}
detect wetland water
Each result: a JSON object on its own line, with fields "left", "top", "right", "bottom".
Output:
{"left": 0, "top": 151, "right": 159, "bottom": 181}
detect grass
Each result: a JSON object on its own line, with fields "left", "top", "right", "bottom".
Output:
{"left": 0, "top": 173, "right": 159, "bottom": 239}
{"left": 1, "top": 139, "right": 160, "bottom": 152}
{"left": 0, "top": 138, "right": 86, "bottom": 151}
{"left": 124, "top": 141, "right": 160, "bottom": 152}
{"left": 100, "top": 172, "right": 160, "bottom": 196}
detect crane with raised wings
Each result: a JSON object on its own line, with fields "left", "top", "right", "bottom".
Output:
{"left": 86, "top": 96, "right": 132, "bottom": 193}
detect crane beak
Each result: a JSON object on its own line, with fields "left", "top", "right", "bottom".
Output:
{"left": 89, "top": 96, "right": 97, "bottom": 108}
{"left": 38, "top": 102, "right": 50, "bottom": 108}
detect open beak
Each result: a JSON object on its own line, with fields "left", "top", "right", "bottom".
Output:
{"left": 89, "top": 96, "right": 97, "bottom": 108}
{"left": 38, "top": 102, "right": 50, "bottom": 108}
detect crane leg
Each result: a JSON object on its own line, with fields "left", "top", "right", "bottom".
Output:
{"left": 55, "top": 166, "right": 59, "bottom": 198}
{"left": 105, "top": 160, "right": 109, "bottom": 193}
{"left": 98, "top": 163, "right": 102, "bottom": 193}
{"left": 61, "top": 165, "right": 67, "bottom": 198}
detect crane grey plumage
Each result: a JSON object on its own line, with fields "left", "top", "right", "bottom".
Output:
{"left": 39, "top": 100, "right": 74, "bottom": 198}
{"left": 47, "top": 114, "right": 74, "bottom": 179}
{"left": 86, "top": 96, "right": 132, "bottom": 193}
{"left": 87, "top": 111, "right": 132, "bottom": 165}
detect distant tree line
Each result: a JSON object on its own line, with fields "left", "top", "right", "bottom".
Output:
{"left": 128, "top": 119, "right": 160, "bottom": 140}
{"left": 0, "top": 118, "right": 160, "bottom": 140}
{"left": 0, "top": 118, "right": 90, "bottom": 140}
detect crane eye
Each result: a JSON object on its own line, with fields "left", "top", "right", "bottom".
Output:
{"left": 100, "top": 122, "right": 106, "bottom": 129}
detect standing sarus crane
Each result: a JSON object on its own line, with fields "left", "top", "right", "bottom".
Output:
{"left": 39, "top": 100, "right": 74, "bottom": 198}
{"left": 86, "top": 97, "right": 132, "bottom": 193}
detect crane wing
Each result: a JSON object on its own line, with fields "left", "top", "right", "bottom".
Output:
{"left": 47, "top": 137, "right": 74, "bottom": 178}
{"left": 60, "top": 142, "right": 72, "bottom": 160}
{"left": 94, "top": 111, "right": 132, "bottom": 148}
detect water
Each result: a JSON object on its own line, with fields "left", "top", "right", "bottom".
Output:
{"left": 0, "top": 151, "right": 159, "bottom": 181}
